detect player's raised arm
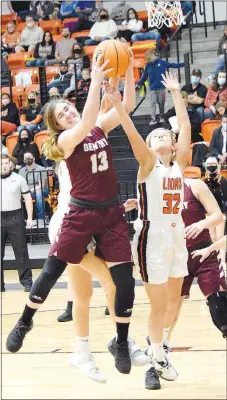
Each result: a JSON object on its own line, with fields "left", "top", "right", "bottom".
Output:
{"left": 161, "top": 72, "right": 191, "bottom": 171}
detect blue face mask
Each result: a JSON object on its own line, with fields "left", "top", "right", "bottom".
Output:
{"left": 191, "top": 76, "right": 200, "bottom": 85}
{"left": 218, "top": 77, "right": 226, "bottom": 86}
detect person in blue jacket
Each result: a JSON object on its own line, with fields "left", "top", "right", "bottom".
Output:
{"left": 136, "top": 49, "right": 185, "bottom": 125}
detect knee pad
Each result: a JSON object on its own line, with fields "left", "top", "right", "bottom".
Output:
{"left": 29, "top": 256, "right": 67, "bottom": 304}
{"left": 207, "top": 291, "right": 227, "bottom": 338}
{"left": 110, "top": 262, "right": 135, "bottom": 318}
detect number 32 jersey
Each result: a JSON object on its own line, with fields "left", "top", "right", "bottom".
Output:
{"left": 137, "top": 159, "right": 184, "bottom": 224}
{"left": 66, "top": 126, "right": 118, "bottom": 202}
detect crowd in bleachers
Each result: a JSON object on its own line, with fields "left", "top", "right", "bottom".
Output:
{"left": 1, "top": 1, "right": 227, "bottom": 229}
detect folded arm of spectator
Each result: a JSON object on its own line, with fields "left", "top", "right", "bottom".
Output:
{"left": 188, "top": 94, "right": 205, "bottom": 105}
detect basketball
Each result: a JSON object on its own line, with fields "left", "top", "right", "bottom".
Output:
{"left": 93, "top": 39, "right": 131, "bottom": 78}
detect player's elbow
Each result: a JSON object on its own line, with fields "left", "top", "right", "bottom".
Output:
{"left": 123, "top": 101, "right": 136, "bottom": 114}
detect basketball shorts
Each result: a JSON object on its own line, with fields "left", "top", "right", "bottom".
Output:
{"left": 182, "top": 246, "right": 227, "bottom": 297}
{"left": 49, "top": 204, "right": 131, "bottom": 264}
{"left": 132, "top": 219, "right": 188, "bottom": 284}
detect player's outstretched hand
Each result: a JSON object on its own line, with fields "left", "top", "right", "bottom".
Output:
{"left": 191, "top": 246, "right": 212, "bottom": 263}
{"left": 91, "top": 56, "right": 113, "bottom": 86}
{"left": 123, "top": 198, "right": 138, "bottom": 213}
{"left": 104, "top": 82, "right": 122, "bottom": 105}
{"left": 161, "top": 71, "right": 180, "bottom": 92}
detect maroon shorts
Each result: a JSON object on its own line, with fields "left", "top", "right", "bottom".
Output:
{"left": 49, "top": 204, "right": 131, "bottom": 264}
{"left": 182, "top": 248, "right": 227, "bottom": 297}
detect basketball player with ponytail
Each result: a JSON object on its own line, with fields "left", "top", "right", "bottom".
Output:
{"left": 7, "top": 56, "right": 137, "bottom": 375}
{"left": 105, "top": 72, "right": 191, "bottom": 389}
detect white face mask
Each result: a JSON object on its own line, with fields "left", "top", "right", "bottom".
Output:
{"left": 27, "top": 22, "right": 34, "bottom": 28}
{"left": 2, "top": 98, "right": 10, "bottom": 106}
{"left": 218, "top": 77, "right": 226, "bottom": 86}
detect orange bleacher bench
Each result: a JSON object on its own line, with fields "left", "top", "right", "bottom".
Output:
{"left": 7, "top": 52, "right": 32, "bottom": 68}
{"left": 201, "top": 119, "right": 221, "bottom": 143}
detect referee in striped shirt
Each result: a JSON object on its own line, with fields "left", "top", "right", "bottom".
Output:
{"left": 1, "top": 154, "right": 33, "bottom": 292}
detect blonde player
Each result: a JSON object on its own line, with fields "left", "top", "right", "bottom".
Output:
{"left": 105, "top": 71, "right": 191, "bottom": 390}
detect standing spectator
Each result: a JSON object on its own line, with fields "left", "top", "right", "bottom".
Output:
{"left": 181, "top": 1, "right": 193, "bottom": 16}
{"left": 2, "top": 22, "right": 20, "bottom": 54}
{"left": 209, "top": 114, "right": 227, "bottom": 165}
{"left": 30, "top": 1, "right": 55, "bottom": 21}
{"left": 18, "top": 91, "right": 43, "bottom": 135}
{"left": 110, "top": 1, "right": 130, "bottom": 25}
{"left": 117, "top": 8, "right": 143, "bottom": 43}
{"left": 181, "top": 69, "right": 208, "bottom": 117}
{"left": 213, "top": 25, "right": 227, "bottom": 75}
{"left": 136, "top": 49, "right": 184, "bottom": 125}
{"left": 67, "top": 43, "right": 90, "bottom": 79}
{"left": 45, "top": 27, "right": 77, "bottom": 66}
{"left": 15, "top": 15, "right": 44, "bottom": 55}
{"left": 58, "top": 0, "right": 78, "bottom": 20}
{"left": 48, "top": 61, "right": 73, "bottom": 95}
{"left": 1, "top": 93, "right": 20, "bottom": 136}
{"left": 19, "top": 152, "right": 48, "bottom": 224}
{"left": 1, "top": 154, "right": 33, "bottom": 292}
{"left": 84, "top": 8, "right": 117, "bottom": 46}
{"left": 13, "top": 128, "right": 41, "bottom": 166}
{"left": 1, "top": 0, "right": 14, "bottom": 14}
{"left": 26, "top": 31, "right": 56, "bottom": 67}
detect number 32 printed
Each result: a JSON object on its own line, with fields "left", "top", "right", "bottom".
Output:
{"left": 90, "top": 151, "right": 109, "bottom": 174}
{"left": 163, "top": 193, "right": 180, "bottom": 214}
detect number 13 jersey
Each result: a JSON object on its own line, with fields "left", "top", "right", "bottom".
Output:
{"left": 66, "top": 126, "right": 118, "bottom": 202}
{"left": 137, "top": 159, "right": 184, "bottom": 224}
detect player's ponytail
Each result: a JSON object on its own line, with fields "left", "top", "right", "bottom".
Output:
{"left": 43, "top": 100, "right": 66, "bottom": 161}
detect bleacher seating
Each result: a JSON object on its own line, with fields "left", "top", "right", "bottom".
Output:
{"left": 201, "top": 119, "right": 221, "bottom": 143}
{"left": 6, "top": 134, "right": 18, "bottom": 155}
{"left": 34, "top": 132, "right": 49, "bottom": 154}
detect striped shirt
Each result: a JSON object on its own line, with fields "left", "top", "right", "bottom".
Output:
{"left": 1, "top": 172, "right": 30, "bottom": 212}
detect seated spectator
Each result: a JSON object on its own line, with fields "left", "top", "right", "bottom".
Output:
{"left": 2, "top": 22, "right": 20, "bottom": 54}
{"left": 45, "top": 27, "right": 77, "bottom": 66}
{"left": 217, "top": 70, "right": 227, "bottom": 103}
{"left": 12, "top": 128, "right": 40, "bottom": 166}
{"left": 110, "top": 1, "right": 130, "bottom": 25}
{"left": 67, "top": 43, "right": 90, "bottom": 79}
{"left": 216, "top": 101, "right": 227, "bottom": 120}
{"left": 209, "top": 114, "right": 227, "bottom": 165}
{"left": 67, "top": 1, "right": 100, "bottom": 34}
{"left": 19, "top": 152, "right": 48, "bottom": 224}
{"left": 164, "top": 91, "right": 202, "bottom": 143}
{"left": 199, "top": 72, "right": 227, "bottom": 122}
{"left": 181, "top": 69, "right": 207, "bottom": 119}
{"left": 88, "top": 1, "right": 103, "bottom": 24}
{"left": 58, "top": 0, "right": 78, "bottom": 20}
{"left": 48, "top": 61, "right": 73, "bottom": 96}
{"left": 136, "top": 49, "right": 184, "bottom": 125}
{"left": 48, "top": 87, "right": 61, "bottom": 100}
{"left": 15, "top": 15, "right": 44, "bottom": 55}
{"left": 70, "top": 68, "right": 91, "bottom": 111}
{"left": 84, "top": 8, "right": 118, "bottom": 46}
{"left": 213, "top": 25, "right": 227, "bottom": 75}
{"left": 11, "top": 0, "right": 31, "bottom": 21}
{"left": 1, "top": 93, "right": 20, "bottom": 136}
{"left": 117, "top": 8, "right": 143, "bottom": 43}
{"left": 30, "top": 1, "right": 55, "bottom": 21}
{"left": 26, "top": 31, "right": 56, "bottom": 67}
{"left": 76, "top": 1, "right": 94, "bottom": 14}
{"left": 18, "top": 91, "right": 43, "bottom": 135}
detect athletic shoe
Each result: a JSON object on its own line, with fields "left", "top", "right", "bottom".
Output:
{"left": 57, "top": 309, "right": 72, "bottom": 322}
{"left": 163, "top": 340, "right": 172, "bottom": 364}
{"left": 152, "top": 356, "right": 178, "bottom": 381}
{"left": 69, "top": 352, "right": 107, "bottom": 383}
{"left": 145, "top": 367, "right": 161, "bottom": 390}
{"left": 6, "top": 320, "right": 33, "bottom": 353}
{"left": 107, "top": 337, "right": 150, "bottom": 366}
{"left": 104, "top": 307, "right": 110, "bottom": 316}
{"left": 149, "top": 118, "right": 156, "bottom": 126}
{"left": 115, "top": 341, "right": 131, "bottom": 374}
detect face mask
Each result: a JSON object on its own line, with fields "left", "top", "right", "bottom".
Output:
{"left": 21, "top": 137, "right": 29, "bottom": 144}
{"left": 100, "top": 14, "right": 108, "bottom": 20}
{"left": 191, "top": 76, "right": 200, "bottom": 85}
{"left": 222, "top": 122, "right": 227, "bottom": 132}
{"left": 24, "top": 158, "right": 34, "bottom": 166}
{"left": 129, "top": 14, "right": 135, "bottom": 19}
{"left": 218, "top": 77, "right": 226, "bottom": 86}
{"left": 207, "top": 165, "right": 218, "bottom": 175}
{"left": 73, "top": 49, "right": 81, "bottom": 54}
{"left": 60, "top": 70, "right": 68, "bottom": 75}
{"left": 50, "top": 95, "right": 61, "bottom": 100}
{"left": 2, "top": 98, "right": 10, "bottom": 106}
{"left": 27, "top": 22, "right": 34, "bottom": 28}
{"left": 28, "top": 98, "right": 35, "bottom": 104}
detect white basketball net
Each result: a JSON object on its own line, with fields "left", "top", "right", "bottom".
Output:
{"left": 145, "top": 2, "right": 185, "bottom": 29}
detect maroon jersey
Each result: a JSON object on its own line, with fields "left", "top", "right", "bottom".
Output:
{"left": 182, "top": 180, "right": 211, "bottom": 249}
{"left": 66, "top": 126, "right": 118, "bottom": 202}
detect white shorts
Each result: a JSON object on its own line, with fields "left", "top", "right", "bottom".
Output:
{"left": 132, "top": 219, "right": 188, "bottom": 284}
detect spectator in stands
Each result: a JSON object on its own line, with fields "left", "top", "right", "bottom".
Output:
{"left": 198, "top": 72, "right": 227, "bottom": 122}
{"left": 136, "top": 49, "right": 184, "bottom": 125}
{"left": 217, "top": 70, "right": 227, "bottom": 101}
{"left": 49, "top": 87, "right": 61, "bottom": 100}
{"left": 117, "top": 8, "right": 143, "bottom": 43}
{"left": 1, "top": 57, "right": 10, "bottom": 87}
{"left": 58, "top": 0, "right": 78, "bottom": 20}
{"left": 1, "top": 93, "right": 20, "bottom": 137}
{"left": 76, "top": 1, "right": 94, "bottom": 14}
{"left": 216, "top": 101, "right": 227, "bottom": 120}
{"left": 67, "top": 67, "right": 91, "bottom": 111}
{"left": 30, "top": 1, "right": 55, "bottom": 21}
{"left": 84, "top": 8, "right": 118, "bottom": 46}
{"left": 19, "top": 152, "right": 48, "bottom": 224}
{"left": 13, "top": 128, "right": 41, "bottom": 166}
{"left": 209, "top": 114, "right": 227, "bottom": 165}
{"left": 214, "top": 25, "right": 227, "bottom": 75}
{"left": 15, "top": 15, "right": 44, "bottom": 55}
{"left": 181, "top": 1, "right": 193, "bottom": 16}
{"left": 48, "top": 61, "right": 73, "bottom": 96}
{"left": 2, "top": 22, "right": 20, "bottom": 54}
{"left": 11, "top": 1, "right": 31, "bottom": 21}
{"left": 26, "top": 31, "right": 56, "bottom": 67}
{"left": 164, "top": 91, "right": 202, "bottom": 143}
{"left": 67, "top": 43, "right": 90, "bottom": 79}
{"left": 1, "top": 0, "right": 14, "bottom": 15}
{"left": 18, "top": 91, "right": 42, "bottom": 135}
{"left": 1, "top": 153, "right": 33, "bottom": 292}
{"left": 66, "top": 1, "right": 98, "bottom": 33}
{"left": 89, "top": 1, "right": 103, "bottom": 24}
{"left": 45, "top": 27, "right": 77, "bottom": 66}
{"left": 110, "top": 1, "right": 130, "bottom": 25}
{"left": 181, "top": 69, "right": 207, "bottom": 119}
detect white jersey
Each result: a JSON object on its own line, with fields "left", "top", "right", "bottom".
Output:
{"left": 136, "top": 160, "right": 184, "bottom": 225}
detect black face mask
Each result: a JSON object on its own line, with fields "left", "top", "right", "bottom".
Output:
{"left": 21, "top": 137, "right": 29, "bottom": 144}
{"left": 60, "top": 70, "right": 68, "bottom": 75}
{"left": 28, "top": 98, "right": 35, "bottom": 104}
{"left": 100, "top": 14, "right": 108, "bottom": 20}
{"left": 24, "top": 159, "right": 34, "bottom": 166}
{"left": 73, "top": 49, "right": 82, "bottom": 54}
{"left": 50, "top": 95, "right": 61, "bottom": 100}
{"left": 207, "top": 165, "right": 218, "bottom": 175}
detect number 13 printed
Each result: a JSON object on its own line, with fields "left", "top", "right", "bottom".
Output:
{"left": 90, "top": 151, "right": 109, "bottom": 174}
